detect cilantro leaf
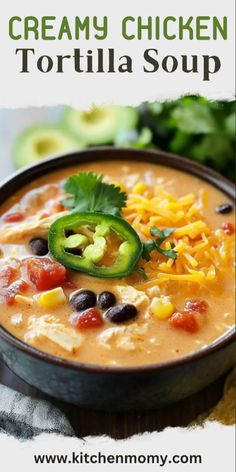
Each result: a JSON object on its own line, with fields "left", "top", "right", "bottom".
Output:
{"left": 225, "top": 113, "right": 236, "bottom": 140}
{"left": 150, "top": 227, "right": 175, "bottom": 242}
{"left": 156, "top": 247, "right": 178, "bottom": 259}
{"left": 191, "top": 134, "right": 233, "bottom": 167}
{"left": 63, "top": 172, "right": 127, "bottom": 216}
{"left": 142, "top": 227, "right": 177, "bottom": 261}
{"left": 171, "top": 100, "right": 218, "bottom": 135}
{"left": 142, "top": 240, "right": 156, "bottom": 262}
{"left": 136, "top": 267, "right": 148, "bottom": 280}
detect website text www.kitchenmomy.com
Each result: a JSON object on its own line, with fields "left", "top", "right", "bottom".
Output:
{"left": 33, "top": 450, "right": 202, "bottom": 467}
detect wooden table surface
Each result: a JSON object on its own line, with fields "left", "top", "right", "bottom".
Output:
{"left": 0, "top": 360, "right": 225, "bottom": 439}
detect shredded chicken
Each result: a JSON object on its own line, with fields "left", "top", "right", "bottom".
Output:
{"left": 11, "top": 313, "right": 23, "bottom": 326}
{"left": 98, "top": 326, "right": 126, "bottom": 349}
{"left": 24, "top": 315, "right": 83, "bottom": 353}
{"left": 122, "top": 171, "right": 140, "bottom": 188}
{"left": 113, "top": 284, "right": 149, "bottom": 309}
{"left": 20, "top": 185, "right": 60, "bottom": 214}
{"left": 98, "top": 322, "right": 148, "bottom": 351}
{"left": 0, "top": 256, "right": 21, "bottom": 268}
{"left": 0, "top": 211, "right": 68, "bottom": 244}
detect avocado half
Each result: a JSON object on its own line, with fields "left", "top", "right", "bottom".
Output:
{"left": 13, "top": 124, "right": 83, "bottom": 169}
{"left": 61, "top": 105, "right": 139, "bottom": 146}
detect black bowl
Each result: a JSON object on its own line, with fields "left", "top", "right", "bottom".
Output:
{"left": 0, "top": 148, "right": 235, "bottom": 410}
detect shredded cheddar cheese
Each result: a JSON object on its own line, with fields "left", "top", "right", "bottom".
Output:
{"left": 122, "top": 180, "right": 234, "bottom": 289}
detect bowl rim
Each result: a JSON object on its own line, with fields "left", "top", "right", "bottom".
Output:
{"left": 0, "top": 147, "right": 235, "bottom": 375}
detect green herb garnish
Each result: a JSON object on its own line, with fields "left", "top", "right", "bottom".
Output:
{"left": 63, "top": 172, "right": 127, "bottom": 216}
{"left": 143, "top": 97, "right": 235, "bottom": 182}
{"left": 136, "top": 267, "right": 148, "bottom": 280}
{"left": 142, "top": 227, "right": 177, "bottom": 261}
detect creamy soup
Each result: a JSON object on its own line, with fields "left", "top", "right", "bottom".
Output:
{"left": 0, "top": 161, "right": 235, "bottom": 366}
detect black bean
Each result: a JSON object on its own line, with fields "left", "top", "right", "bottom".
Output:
{"left": 70, "top": 290, "right": 96, "bottom": 311}
{"left": 97, "top": 291, "right": 116, "bottom": 310}
{"left": 29, "top": 238, "right": 48, "bottom": 256}
{"left": 105, "top": 304, "right": 138, "bottom": 323}
{"left": 215, "top": 203, "right": 233, "bottom": 214}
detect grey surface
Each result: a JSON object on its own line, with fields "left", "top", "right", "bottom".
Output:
{"left": 0, "top": 107, "right": 62, "bottom": 180}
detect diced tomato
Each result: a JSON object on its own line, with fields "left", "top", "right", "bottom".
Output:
{"left": 221, "top": 222, "right": 235, "bottom": 235}
{"left": 71, "top": 308, "right": 104, "bottom": 330}
{"left": 54, "top": 202, "right": 65, "bottom": 212}
{"left": 39, "top": 213, "right": 50, "bottom": 220}
{"left": 0, "top": 266, "right": 18, "bottom": 289}
{"left": 169, "top": 311, "right": 199, "bottom": 333}
{"left": 3, "top": 212, "right": 25, "bottom": 223}
{"left": 24, "top": 257, "right": 67, "bottom": 291}
{"left": 63, "top": 280, "right": 78, "bottom": 291}
{"left": 5, "top": 280, "right": 29, "bottom": 305}
{"left": 184, "top": 299, "right": 208, "bottom": 314}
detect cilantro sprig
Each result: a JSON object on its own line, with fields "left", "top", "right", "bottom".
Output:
{"left": 63, "top": 172, "right": 127, "bottom": 216}
{"left": 62, "top": 174, "right": 177, "bottom": 272}
{"left": 142, "top": 227, "right": 177, "bottom": 261}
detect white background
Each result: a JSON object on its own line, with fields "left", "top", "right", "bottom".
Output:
{"left": 0, "top": 0, "right": 235, "bottom": 108}
{"left": 0, "top": 423, "right": 235, "bottom": 471}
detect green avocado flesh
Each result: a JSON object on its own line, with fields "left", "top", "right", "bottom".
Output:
{"left": 13, "top": 125, "right": 82, "bottom": 169}
{"left": 61, "top": 105, "right": 139, "bottom": 146}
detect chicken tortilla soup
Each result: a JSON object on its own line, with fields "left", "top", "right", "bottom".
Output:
{"left": 0, "top": 161, "right": 235, "bottom": 366}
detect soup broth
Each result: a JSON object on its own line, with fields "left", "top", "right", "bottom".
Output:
{"left": 0, "top": 161, "right": 235, "bottom": 366}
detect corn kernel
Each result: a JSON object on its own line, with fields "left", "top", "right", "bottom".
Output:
{"left": 38, "top": 287, "right": 67, "bottom": 309}
{"left": 150, "top": 296, "right": 175, "bottom": 320}
{"left": 133, "top": 182, "right": 148, "bottom": 194}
